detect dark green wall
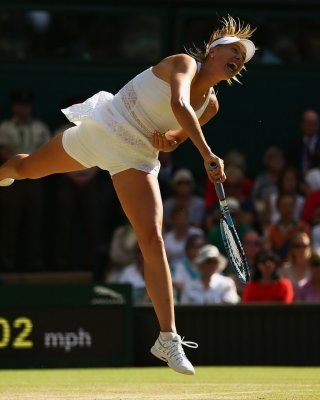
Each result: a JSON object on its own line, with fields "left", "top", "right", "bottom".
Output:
{"left": 1, "top": 63, "right": 319, "bottom": 179}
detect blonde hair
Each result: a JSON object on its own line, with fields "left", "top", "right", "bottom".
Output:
{"left": 187, "top": 15, "right": 256, "bottom": 84}
{"left": 288, "top": 232, "right": 312, "bottom": 263}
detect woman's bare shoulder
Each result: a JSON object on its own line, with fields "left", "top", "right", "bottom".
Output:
{"left": 152, "top": 54, "right": 197, "bottom": 82}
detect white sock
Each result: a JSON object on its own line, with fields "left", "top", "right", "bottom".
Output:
{"left": 160, "top": 331, "right": 177, "bottom": 341}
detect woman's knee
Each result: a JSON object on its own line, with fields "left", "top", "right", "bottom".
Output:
{"left": 16, "top": 155, "right": 39, "bottom": 179}
{"left": 137, "top": 230, "right": 165, "bottom": 253}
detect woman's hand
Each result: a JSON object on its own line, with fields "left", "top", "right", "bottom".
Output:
{"left": 204, "top": 154, "right": 226, "bottom": 183}
{"left": 152, "top": 131, "right": 179, "bottom": 152}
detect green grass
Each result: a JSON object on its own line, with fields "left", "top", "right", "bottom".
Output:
{"left": 0, "top": 366, "right": 319, "bottom": 400}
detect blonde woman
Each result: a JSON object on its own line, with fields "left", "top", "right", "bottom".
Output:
{"left": 281, "top": 232, "right": 312, "bottom": 294}
{"left": 0, "top": 16, "right": 256, "bottom": 374}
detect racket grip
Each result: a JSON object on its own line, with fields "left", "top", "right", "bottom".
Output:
{"left": 214, "top": 182, "right": 226, "bottom": 200}
{"left": 208, "top": 162, "right": 226, "bottom": 200}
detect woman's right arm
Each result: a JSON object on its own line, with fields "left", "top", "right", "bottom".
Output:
{"left": 169, "top": 54, "right": 225, "bottom": 182}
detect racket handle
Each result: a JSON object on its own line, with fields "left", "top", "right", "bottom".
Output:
{"left": 208, "top": 162, "right": 226, "bottom": 200}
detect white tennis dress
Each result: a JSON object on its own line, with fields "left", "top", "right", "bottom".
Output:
{"left": 62, "top": 65, "right": 211, "bottom": 176}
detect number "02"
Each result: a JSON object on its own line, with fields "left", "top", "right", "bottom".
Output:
{"left": 0, "top": 317, "right": 33, "bottom": 349}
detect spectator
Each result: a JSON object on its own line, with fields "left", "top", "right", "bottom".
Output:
{"left": 222, "top": 165, "right": 260, "bottom": 230}
{"left": 111, "top": 244, "right": 150, "bottom": 304}
{"left": 108, "top": 217, "right": 137, "bottom": 270}
{"left": 164, "top": 206, "right": 204, "bottom": 265}
{"left": 310, "top": 207, "right": 320, "bottom": 251}
{"left": 206, "top": 197, "right": 252, "bottom": 255}
{"left": 296, "top": 251, "right": 320, "bottom": 302}
{"left": 252, "top": 146, "right": 285, "bottom": 201}
{"left": 264, "top": 193, "right": 310, "bottom": 261}
{"left": 263, "top": 166, "right": 305, "bottom": 225}
{"left": 242, "top": 249, "right": 294, "bottom": 303}
{"left": 0, "top": 89, "right": 50, "bottom": 271}
{"left": 281, "top": 232, "right": 312, "bottom": 295}
{"left": 287, "top": 109, "right": 320, "bottom": 176}
{"left": 203, "top": 149, "right": 252, "bottom": 210}
{"left": 171, "top": 234, "right": 205, "bottom": 296}
{"left": 157, "top": 151, "right": 177, "bottom": 200}
{"left": 242, "top": 230, "right": 263, "bottom": 267}
{"left": 233, "top": 229, "right": 263, "bottom": 298}
{"left": 163, "top": 168, "right": 205, "bottom": 230}
{"left": 180, "top": 244, "right": 238, "bottom": 304}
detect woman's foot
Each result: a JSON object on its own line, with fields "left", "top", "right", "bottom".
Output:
{"left": 151, "top": 332, "right": 198, "bottom": 375}
{"left": 0, "top": 178, "right": 14, "bottom": 187}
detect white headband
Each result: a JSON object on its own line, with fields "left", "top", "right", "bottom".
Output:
{"left": 208, "top": 36, "right": 255, "bottom": 63}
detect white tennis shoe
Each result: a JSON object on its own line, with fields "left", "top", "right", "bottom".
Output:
{"left": 151, "top": 333, "right": 198, "bottom": 375}
{"left": 0, "top": 178, "right": 14, "bottom": 187}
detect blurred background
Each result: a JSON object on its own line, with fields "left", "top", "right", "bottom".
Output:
{"left": 1, "top": 0, "right": 320, "bottom": 369}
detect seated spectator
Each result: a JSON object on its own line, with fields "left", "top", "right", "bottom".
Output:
{"left": 281, "top": 232, "right": 312, "bottom": 295}
{"left": 252, "top": 146, "right": 285, "bottom": 202}
{"left": 0, "top": 89, "right": 51, "bottom": 271}
{"left": 242, "top": 230, "right": 263, "bottom": 267}
{"left": 242, "top": 249, "right": 294, "bottom": 303}
{"left": 203, "top": 149, "right": 253, "bottom": 210}
{"left": 286, "top": 109, "right": 320, "bottom": 176}
{"left": 206, "top": 197, "right": 253, "bottom": 255}
{"left": 164, "top": 206, "right": 204, "bottom": 265}
{"left": 163, "top": 168, "right": 205, "bottom": 230}
{"left": 264, "top": 193, "right": 310, "bottom": 261}
{"left": 263, "top": 166, "right": 305, "bottom": 225}
{"left": 109, "top": 245, "right": 150, "bottom": 304}
{"left": 236, "top": 230, "right": 264, "bottom": 297}
{"left": 171, "top": 234, "right": 205, "bottom": 296}
{"left": 205, "top": 165, "right": 260, "bottom": 232}
{"left": 109, "top": 217, "right": 137, "bottom": 270}
{"left": 180, "top": 244, "right": 239, "bottom": 304}
{"left": 296, "top": 251, "right": 320, "bottom": 302}
{"left": 311, "top": 206, "right": 320, "bottom": 251}
{"left": 302, "top": 188, "right": 320, "bottom": 225}
{"left": 157, "top": 151, "right": 177, "bottom": 200}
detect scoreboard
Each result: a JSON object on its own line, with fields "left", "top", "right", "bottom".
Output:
{"left": 0, "top": 284, "right": 133, "bottom": 368}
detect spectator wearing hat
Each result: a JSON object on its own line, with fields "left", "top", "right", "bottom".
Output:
{"left": 180, "top": 244, "right": 239, "bottom": 304}
{"left": 0, "top": 89, "right": 51, "bottom": 271}
{"left": 206, "top": 197, "right": 253, "bottom": 255}
{"left": 242, "top": 249, "right": 294, "bottom": 303}
{"left": 163, "top": 168, "right": 205, "bottom": 231}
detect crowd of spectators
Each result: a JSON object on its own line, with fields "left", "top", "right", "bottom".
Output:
{"left": 1, "top": 89, "right": 320, "bottom": 306}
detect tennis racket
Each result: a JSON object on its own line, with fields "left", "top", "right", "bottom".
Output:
{"left": 209, "top": 162, "right": 250, "bottom": 284}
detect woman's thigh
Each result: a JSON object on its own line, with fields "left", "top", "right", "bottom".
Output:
{"left": 112, "top": 169, "right": 163, "bottom": 240}
{"left": 21, "top": 133, "right": 87, "bottom": 178}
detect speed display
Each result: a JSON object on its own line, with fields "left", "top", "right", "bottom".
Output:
{"left": 0, "top": 284, "right": 133, "bottom": 368}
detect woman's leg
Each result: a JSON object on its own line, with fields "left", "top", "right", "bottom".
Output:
{"left": 0, "top": 133, "right": 86, "bottom": 181}
{"left": 112, "top": 168, "right": 176, "bottom": 333}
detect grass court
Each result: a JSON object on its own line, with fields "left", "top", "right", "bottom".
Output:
{"left": 0, "top": 366, "right": 319, "bottom": 400}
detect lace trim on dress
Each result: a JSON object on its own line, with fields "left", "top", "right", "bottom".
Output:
{"left": 120, "top": 82, "right": 151, "bottom": 138}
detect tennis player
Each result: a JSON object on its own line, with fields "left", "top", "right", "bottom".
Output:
{"left": 0, "top": 16, "right": 256, "bottom": 374}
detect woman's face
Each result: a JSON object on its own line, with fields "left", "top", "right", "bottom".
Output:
{"left": 186, "top": 237, "right": 206, "bottom": 260}
{"left": 200, "top": 258, "right": 220, "bottom": 278}
{"left": 209, "top": 43, "right": 246, "bottom": 80}
{"left": 290, "top": 235, "right": 311, "bottom": 256}
{"left": 257, "top": 259, "right": 277, "bottom": 278}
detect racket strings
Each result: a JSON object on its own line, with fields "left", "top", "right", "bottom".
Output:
{"left": 221, "top": 219, "right": 247, "bottom": 277}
